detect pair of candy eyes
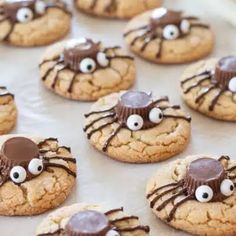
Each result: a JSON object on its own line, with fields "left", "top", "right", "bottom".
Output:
{"left": 126, "top": 107, "right": 163, "bottom": 131}
{"left": 196, "top": 179, "right": 235, "bottom": 203}
{"left": 162, "top": 20, "right": 190, "bottom": 40}
{"left": 79, "top": 52, "right": 109, "bottom": 73}
{"left": 14, "top": 1, "right": 47, "bottom": 23}
{"left": 10, "top": 158, "right": 43, "bottom": 184}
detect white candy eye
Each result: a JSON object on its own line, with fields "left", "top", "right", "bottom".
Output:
{"left": 126, "top": 114, "right": 144, "bottom": 131}
{"left": 149, "top": 107, "right": 163, "bottom": 124}
{"left": 35, "top": 0, "right": 46, "bottom": 15}
{"left": 195, "top": 185, "right": 213, "bottom": 203}
{"left": 163, "top": 25, "right": 180, "bottom": 40}
{"left": 229, "top": 77, "right": 236, "bottom": 92}
{"left": 180, "top": 19, "right": 190, "bottom": 34}
{"left": 106, "top": 230, "right": 120, "bottom": 236}
{"left": 16, "top": 8, "right": 33, "bottom": 23}
{"left": 28, "top": 158, "right": 44, "bottom": 175}
{"left": 97, "top": 52, "right": 109, "bottom": 67}
{"left": 80, "top": 58, "right": 96, "bottom": 73}
{"left": 10, "top": 166, "right": 27, "bottom": 183}
{"left": 220, "top": 179, "right": 235, "bottom": 197}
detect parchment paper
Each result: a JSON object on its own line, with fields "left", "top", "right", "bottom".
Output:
{"left": 0, "top": 0, "right": 236, "bottom": 235}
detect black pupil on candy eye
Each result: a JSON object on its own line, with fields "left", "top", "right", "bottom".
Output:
{"left": 134, "top": 122, "right": 139, "bottom": 127}
{"left": 13, "top": 172, "right": 19, "bottom": 179}
{"left": 38, "top": 166, "right": 42, "bottom": 171}
{"left": 230, "top": 185, "right": 234, "bottom": 191}
{"left": 87, "top": 65, "right": 92, "bottom": 70}
{"left": 202, "top": 193, "right": 209, "bottom": 199}
{"left": 170, "top": 31, "right": 174, "bottom": 36}
{"left": 159, "top": 113, "right": 163, "bottom": 119}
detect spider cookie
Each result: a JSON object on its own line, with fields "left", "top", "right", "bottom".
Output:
{"left": 75, "top": 0, "right": 162, "bottom": 19}
{"left": 83, "top": 91, "right": 191, "bottom": 163}
{"left": 124, "top": 8, "right": 214, "bottom": 64}
{"left": 0, "top": 0, "right": 71, "bottom": 46}
{"left": 36, "top": 203, "right": 150, "bottom": 235}
{"left": 181, "top": 56, "right": 236, "bottom": 121}
{"left": 0, "top": 135, "right": 76, "bottom": 216}
{"left": 146, "top": 155, "right": 236, "bottom": 236}
{"left": 39, "top": 38, "right": 135, "bottom": 101}
{"left": 0, "top": 86, "right": 17, "bottom": 134}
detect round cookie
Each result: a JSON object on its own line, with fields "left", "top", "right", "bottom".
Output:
{"left": 181, "top": 56, "right": 236, "bottom": 121}
{"left": 0, "top": 86, "right": 17, "bottom": 134}
{"left": 146, "top": 155, "right": 236, "bottom": 236}
{"left": 124, "top": 8, "right": 214, "bottom": 64}
{"left": 75, "top": 0, "right": 163, "bottom": 19}
{"left": 0, "top": 135, "right": 76, "bottom": 216}
{"left": 83, "top": 90, "right": 191, "bottom": 163}
{"left": 36, "top": 203, "right": 150, "bottom": 235}
{"left": 0, "top": 0, "right": 71, "bottom": 47}
{"left": 39, "top": 38, "right": 135, "bottom": 101}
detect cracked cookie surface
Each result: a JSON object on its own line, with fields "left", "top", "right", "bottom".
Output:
{"left": 84, "top": 92, "right": 191, "bottom": 163}
{"left": 36, "top": 203, "right": 150, "bottom": 236}
{"left": 146, "top": 155, "right": 236, "bottom": 236}
{"left": 0, "top": 1, "right": 71, "bottom": 47}
{"left": 39, "top": 40, "right": 136, "bottom": 101}
{"left": 124, "top": 10, "right": 214, "bottom": 64}
{"left": 75, "top": 0, "right": 162, "bottom": 19}
{"left": 180, "top": 58, "right": 236, "bottom": 121}
{"left": 0, "top": 87, "right": 17, "bottom": 134}
{"left": 0, "top": 135, "right": 76, "bottom": 216}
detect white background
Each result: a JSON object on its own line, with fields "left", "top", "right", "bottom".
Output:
{"left": 0, "top": 0, "right": 236, "bottom": 235}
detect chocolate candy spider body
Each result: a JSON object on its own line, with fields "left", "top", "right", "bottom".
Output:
{"left": 124, "top": 8, "right": 209, "bottom": 58}
{"left": 84, "top": 91, "right": 191, "bottom": 152}
{"left": 0, "top": 0, "right": 70, "bottom": 41}
{"left": 0, "top": 137, "right": 76, "bottom": 186}
{"left": 39, "top": 38, "right": 134, "bottom": 92}
{"left": 181, "top": 55, "right": 236, "bottom": 111}
{"left": 37, "top": 208, "right": 150, "bottom": 236}
{"left": 147, "top": 156, "right": 236, "bottom": 222}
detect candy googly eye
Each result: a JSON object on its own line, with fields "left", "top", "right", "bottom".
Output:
{"left": 180, "top": 19, "right": 190, "bottom": 34}
{"left": 10, "top": 166, "right": 27, "bottom": 183}
{"left": 163, "top": 25, "right": 180, "bottom": 40}
{"left": 28, "top": 158, "right": 44, "bottom": 175}
{"left": 80, "top": 58, "right": 96, "bottom": 73}
{"left": 149, "top": 107, "right": 163, "bottom": 124}
{"left": 228, "top": 77, "right": 236, "bottom": 92}
{"left": 195, "top": 185, "right": 213, "bottom": 203}
{"left": 97, "top": 52, "right": 109, "bottom": 67}
{"left": 126, "top": 114, "right": 144, "bottom": 131}
{"left": 220, "top": 179, "right": 235, "bottom": 197}
{"left": 106, "top": 229, "right": 120, "bottom": 236}
{"left": 16, "top": 8, "right": 33, "bottom": 23}
{"left": 35, "top": 0, "right": 46, "bottom": 15}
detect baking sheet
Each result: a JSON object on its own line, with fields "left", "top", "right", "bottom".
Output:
{"left": 1, "top": 0, "right": 236, "bottom": 235}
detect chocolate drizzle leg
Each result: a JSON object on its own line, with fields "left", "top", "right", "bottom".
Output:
{"left": 124, "top": 8, "right": 211, "bottom": 58}
{"left": 182, "top": 56, "right": 236, "bottom": 111}
{"left": 147, "top": 157, "right": 236, "bottom": 222}
{"left": 84, "top": 91, "right": 191, "bottom": 152}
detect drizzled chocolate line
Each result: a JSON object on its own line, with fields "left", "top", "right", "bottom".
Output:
{"left": 43, "top": 156, "right": 76, "bottom": 163}
{"left": 183, "top": 76, "right": 211, "bottom": 94}
{"left": 105, "top": 207, "right": 124, "bottom": 215}
{"left": 106, "top": 55, "right": 134, "bottom": 60}
{"left": 163, "top": 114, "right": 192, "bottom": 122}
{"left": 85, "top": 106, "right": 116, "bottom": 118}
{"left": 218, "top": 155, "right": 230, "bottom": 162}
{"left": 181, "top": 70, "right": 212, "bottom": 86}
{"left": 209, "top": 89, "right": 225, "bottom": 111}
{"left": 110, "top": 215, "right": 139, "bottom": 224}
{"left": 45, "top": 162, "right": 76, "bottom": 177}
{"left": 124, "top": 11, "right": 210, "bottom": 58}
{"left": 117, "top": 225, "right": 150, "bottom": 233}
{"left": 90, "top": 0, "right": 117, "bottom": 13}
{"left": 84, "top": 113, "right": 115, "bottom": 132}
{"left": 38, "top": 138, "right": 58, "bottom": 147}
